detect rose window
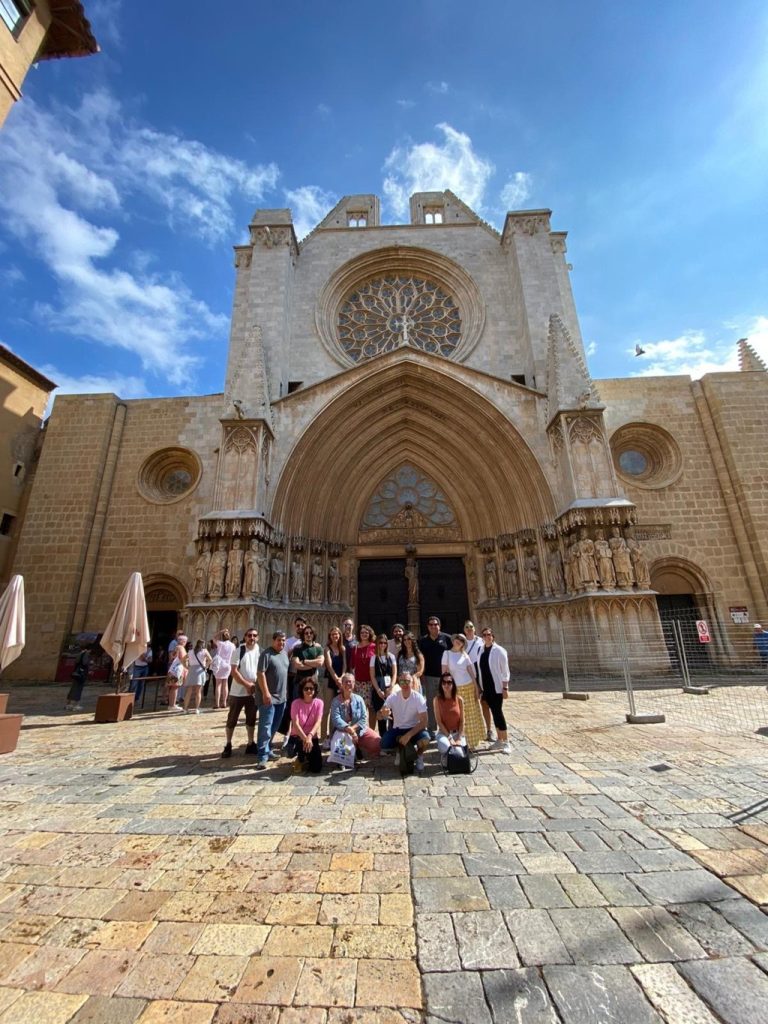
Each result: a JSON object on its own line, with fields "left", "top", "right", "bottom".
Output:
{"left": 338, "top": 275, "right": 461, "bottom": 362}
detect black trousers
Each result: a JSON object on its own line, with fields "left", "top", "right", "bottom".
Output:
{"left": 482, "top": 684, "right": 507, "bottom": 731}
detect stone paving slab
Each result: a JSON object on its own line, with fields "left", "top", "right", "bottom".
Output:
{"left": 3, "top": 684, "right": 768, "bottom": 1022}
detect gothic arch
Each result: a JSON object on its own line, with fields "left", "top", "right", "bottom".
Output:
{"left": 144, "top": 574, "right": 188, "bottom": 610}
{"left": 650, "top": 556, "right": 714, "bottom": 597}
{"left": 271, "top": 357, "right": 555, "bottom": 540}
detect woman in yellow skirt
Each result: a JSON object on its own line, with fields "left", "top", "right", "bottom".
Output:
{"left": 441, "top": 633, "right": 485, "bottom": 748}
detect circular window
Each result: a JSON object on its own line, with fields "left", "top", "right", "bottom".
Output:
{"left": 138, "top": 448, "right": 201, "bottom": 504}
{"left": 338, "top": 275, "right": 461, "bottom": 362}
{"left": 610, "top": 423, "right": 682, "bottom": 489}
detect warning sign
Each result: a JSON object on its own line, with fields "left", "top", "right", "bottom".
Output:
{"left": 696, "top": 620, "right": 711, "bottom": 643}
{"left": 729, "top": 606, "right": 749, "bottom": 625}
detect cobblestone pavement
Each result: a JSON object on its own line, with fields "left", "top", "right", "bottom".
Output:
{"left": 1, "top": 685, "right": 768, "bottom": 1023}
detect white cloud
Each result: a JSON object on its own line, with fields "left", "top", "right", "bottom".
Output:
{"left": 586, "top": 339, "right": 598, "bottom": 357}
{"left": 42, "top": 366, "right": 150, "bottom": 402}
{"left": 629, "top": 316, "right": 768, "bottom": 378}
{"left": 285, "top": 185, "right": 337, "bottom": 240}
{"left": 0, "top": 93, "right": 273, "bottom": 382}
{"left": 396, "top": 99, "right": 416, "bottom": 109}
{"left": 500, "top": 172, "right": 532, "bottom": 209}
{"left": 316, "top": 103, "right": 331, "bottom": 117}
{"left": 426, "top": 81, "right": 449, "bottom": 95}
{"left": 382, "top": 123, "right": 495, "bottom": 219}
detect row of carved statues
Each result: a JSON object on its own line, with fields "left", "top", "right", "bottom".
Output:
{"left": 482, "top": 525, "right": 651, "bottom": 601}
{"left": 192, "top": 538, "right": 344, "bottom": 604}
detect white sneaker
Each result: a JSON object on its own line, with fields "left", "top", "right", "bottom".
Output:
{"left": 486, "top": 728, "right": 494, "bottom": 742}
{"left": 73, "top": 704, "right": 84, "bottom": 711}
{"left": 500, "top": 742, "right": 511, "bottom": 754}
{"left": 194, "top": 709, "right": 201, "bottom": 715}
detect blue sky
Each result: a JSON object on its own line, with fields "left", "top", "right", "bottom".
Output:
{"left": 1, "top": 0, "right": 766, "bottom": 401}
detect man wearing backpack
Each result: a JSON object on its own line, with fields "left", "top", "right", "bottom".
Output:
{"left": 221, "top": 628, "right": 260, "bottom": 758}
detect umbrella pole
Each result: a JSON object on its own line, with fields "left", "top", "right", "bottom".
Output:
{"left": 115, "top": 654, "right": 124, "bottom": 695}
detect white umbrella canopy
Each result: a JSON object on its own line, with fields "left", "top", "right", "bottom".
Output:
{"left": 0, "top": 574, "right": 25, "bottom": 672}
{"left": 100, "top": 572, "right": 151, "bottom": 672}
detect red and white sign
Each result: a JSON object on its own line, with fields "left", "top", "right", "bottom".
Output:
{"left": 696, "top": 620, "right": 711, "bottom": 643}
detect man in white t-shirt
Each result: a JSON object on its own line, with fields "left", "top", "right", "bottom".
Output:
{"left": 221, "top": 627, "right": 260, "bottom": 758}
{"left": 377, "top": 672, "right": 430, "bottom": 773}
{"left": 212, "top": 628, "right": 236, "bottom": 709}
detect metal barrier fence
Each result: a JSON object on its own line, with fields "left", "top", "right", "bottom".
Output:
{"left": 515, "top": 615, "right": 768, "bottom": 736}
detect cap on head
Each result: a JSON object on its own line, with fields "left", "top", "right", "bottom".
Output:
{"left": 755, "top": 624, "right": 763, "bottom": 630}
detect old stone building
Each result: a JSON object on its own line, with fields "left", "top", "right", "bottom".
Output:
{"left": 7, "top": 190, "right": 767, "bottom": 680}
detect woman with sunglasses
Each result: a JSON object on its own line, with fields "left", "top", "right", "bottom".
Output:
{"left": 285, "top": 678, "right": 324, "bottom": 772}
{"left": 370, "top": 633, "right": 398, "bottom": 736}
{"left": 397, "top": 632, "right": 424, "bottom": 691}
{"left": 348, "top": 624, "right": 376, "bottom": 725}
{"left": 441, "top": 633, "right": 484, "bottom": 748}
{"left": 434, "top": 674, "right": 466, "bottom": 766}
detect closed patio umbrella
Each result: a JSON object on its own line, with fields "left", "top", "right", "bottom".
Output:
{"left": 0, "top": 575, "right": 25, "bottom": 672}
{"left": 100, "top": 572, "right": 150, "bottom": 688}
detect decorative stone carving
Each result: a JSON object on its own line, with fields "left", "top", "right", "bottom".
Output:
{"left": 569, "top": 416, "right": 603, "bottom": 446}
{"left": 575, "top": 528, "right": 598, "bottom": 592}
{"left": 310, "top": 557, "right": 324, "bottom": 604}
{"left": 609, "top": 526, "right": 634, "bottom": 588}
{"left": 362, "top": 464, "right": 455, "bottom": 530}
{"left": 563, "top": 540, "right": 577, "bottom": 593}
{"left": 234, "top": 247, "right": 252, "bottom": 269}
{"left": 208, "top": 540, "right": 228, "bottom": 600}
{"left": 503, "top": 555, "right": 519, "bottom": 598}
{"left": 268, "top": 550, "right": 285, "bottom": 601}
{"left": 290, "top": 556, "right": 305, "bottom": 601}
{"left": 525, "top": 551, "right": 540, "bottom": 597}
{"left": 594, "top": 529, "right": 616, "bottom": 590}
{"left": 484, "top": 558, "right": 499, "bottom": 601}
{"left": 192, "top": 540, "right": 211, "bottom": 600}
{"left": 220, "top": 426, "right": 258, "bottom": 510}
{"left": 328, "top": 559, "right": 341, "bottom": 604}
{"left": 405, "top": 557, "right": 419, "bottom": 605}
{"left": 243, "top": 539, "right": 259, "bottom": 598}
{"left": 547, "top": 545, "right": 565, "bottom": 594}
{"left": 625, "top": 527, "right": 651, "bottom": 589}
{"left": 338, "top": 275, "right": 462, "bottom": 362}
{"left": 225, "top": 538, "right": 244, "bottom": 598}
{"left": 256, "top": 542, "right": 269, "bottom": 596}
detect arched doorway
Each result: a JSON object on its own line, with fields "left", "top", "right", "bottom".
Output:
{"left": 651, "top": 557, "right": 715, "bottom": 667}
{"left": 144, "top": 574, "right": 187, "bottom": 665}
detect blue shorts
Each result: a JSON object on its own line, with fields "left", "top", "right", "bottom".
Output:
{"left": 381, "top": 727, "right": 431, "bottom": 750}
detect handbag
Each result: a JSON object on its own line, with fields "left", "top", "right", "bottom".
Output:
{"left": 327, "top": 729, "right": 357, "bottom": 769}
{"left": 445, "top": 743, "right": 477, "bottom": 775}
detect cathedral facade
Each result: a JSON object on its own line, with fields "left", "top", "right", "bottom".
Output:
{"left": 8, "top": 190, "right": 767, "bottom": 680}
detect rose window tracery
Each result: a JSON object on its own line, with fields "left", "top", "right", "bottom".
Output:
{"left": 338, "top": 275, "right": 461, "bottom": 362}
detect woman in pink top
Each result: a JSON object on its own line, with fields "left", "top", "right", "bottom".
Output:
{"left": 286, "top": 678, "right": 324, "bottom": 772}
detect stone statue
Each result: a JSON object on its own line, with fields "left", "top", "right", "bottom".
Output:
{"left": 504, "top": 555, "right": 519, "bottom": 598}
{"left": 563, "top": 539, "right": 576, "bottom": 593}
{"left": 547, "top": 545, "right": 565, "bottom": 594}
{"left": 328, "top": 559, "right": 341, "bottom": 604}
{"left": 525, "top": 552, "right": 540, "bottom": 597}
{"left": 225, "top": 538, "right": 244, "bottom": 598}
{"left": 268, "top": 550, "right": 285, "bottom": 601}
{"left": 256, "top": 542, "right": 269, "bottom": 596}
{"left": 192, "top": 540, "right": 211, "bottom": 599}
{"left": 405, "top": 558, "right": 419, "bottom": 605}
{"left": 310, "top": 557, "right": 324, "bottom": 603}
{"left": 625, "top": 527, "right": 651, "bottom": 589}
{"left": 609, "top": 526, "right": 634, "bottom": 588}
{"left": 594, "top": 529, "right": 616, "bottom": 589}
{"left": 484, "top": 558, "right": 498, "bottom": 601}
{"left": 290, "top": 556, "right": 305, "bottom": 602}
{"left": 243, "top": 539, "right": 259, "bottom": 597}
{"left": 208, "top": 540, "right": 228, "bottom": 600}
{"left": 575, "top": 528, "right": 598, "bottom": 591}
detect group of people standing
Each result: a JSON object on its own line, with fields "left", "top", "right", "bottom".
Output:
{"left": 204, "top": 612, "right": 512, "bottom": 773}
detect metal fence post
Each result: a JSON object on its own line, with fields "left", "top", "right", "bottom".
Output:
{"left": 560, "top": 624, "right": 589, "bottom": 701}
{"left": 618, "top": 616, "right": 665, "bottom": 724}
{"left": 676, "top": 619, "right": 709, "bottom": 695}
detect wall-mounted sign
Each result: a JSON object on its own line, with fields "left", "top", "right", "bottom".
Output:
{"left": 696, "top": 620, "right": 711, "bottom": 643}
{"left": 729, "top": 606, "right": 749, "bottom": 625}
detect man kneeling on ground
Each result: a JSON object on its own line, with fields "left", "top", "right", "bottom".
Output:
{"left": 377, "top": 672, "right": 430, "bottom": 774}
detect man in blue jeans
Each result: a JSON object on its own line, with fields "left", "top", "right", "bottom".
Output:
{"left": 377, "top": 672, "right": 431, "bottom": 774}
{"left": 255, "top": 631, "right": 289, "bottom": 769}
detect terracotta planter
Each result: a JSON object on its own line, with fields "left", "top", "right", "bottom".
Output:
{"left": 0, "top": 693, "right": 8, "bottom": 714}
{"left": 0, "top": 713, "right": 22, "bottom": 754}
{"left": 94, "top": 693, "right": 134, "bottom": 723}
